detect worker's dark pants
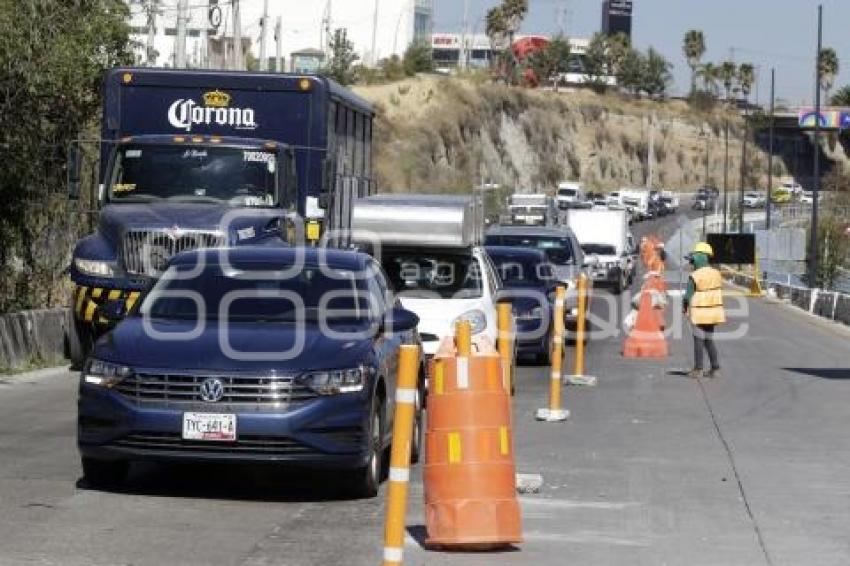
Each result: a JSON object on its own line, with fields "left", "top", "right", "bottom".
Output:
{"left": 693, "top": 324, "right": 720, "bottom": 370}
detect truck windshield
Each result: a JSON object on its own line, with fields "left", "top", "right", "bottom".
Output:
{"left": 110, "top": 144, "right": 278, "bottom": 207}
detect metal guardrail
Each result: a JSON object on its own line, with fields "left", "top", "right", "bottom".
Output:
{"left": 721, "top": 267, "right": 850, "bottom": 327}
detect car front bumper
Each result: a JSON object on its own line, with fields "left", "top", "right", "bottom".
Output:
{"left": 77, "top": 383, "right": 373, "bottom": 468}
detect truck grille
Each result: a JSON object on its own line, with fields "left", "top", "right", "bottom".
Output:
{"left": 121, "top": 229, "right": 227, "bottom": 276}
{"left": 114, "top": 372, "right": 318, "bottom": 409}
{"left": 113, "top": 432, "right": 316, "bottom": 455}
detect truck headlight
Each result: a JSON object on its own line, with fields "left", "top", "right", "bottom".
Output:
{"left": 83, "top": 359, "right": 132, "bottom": 387}
{"left": 75, "top": 258, "right": 116, "bottom": 278}
{"left": 453, "top": 309, "right": 487, "bottom": 334}
{"left": 302, "top": 367, "right": 367, "bottom": 395}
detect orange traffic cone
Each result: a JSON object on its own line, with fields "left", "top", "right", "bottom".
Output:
{"left": 623, "top": 283, "right": 668, "bottom": 359}
{"left": 424, "top": 334, "right": 522, "bottom": 549}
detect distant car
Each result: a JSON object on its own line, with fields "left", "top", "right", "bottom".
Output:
{"left": 606, "top": 191, "right": 622, "bottom": 207}
{"left": 485, "top": 225, "right": 586, "bottom": 328}
{"left": 77, "top": 247, "right": 423, "bottom": 498}
{"left": 772, "top": 188, "right": 792, "bottom": 204}
{"left": 692, "top": 195, "right": 712, "bottom": 211}
{"left": 485, "top": 246, "right": 556, "bottom": 363}
{"left": 743, "top": 192, "right": 765, "bottom": 208}
{"left": 799, "top": 190, "right": 821, "bottom": 204}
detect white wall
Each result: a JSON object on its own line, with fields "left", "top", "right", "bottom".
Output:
{"left": 126, "top": 0, "right": 422, "bottom": 69}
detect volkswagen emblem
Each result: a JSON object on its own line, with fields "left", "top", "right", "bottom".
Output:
{"left": 199, "top": 377, "right": 225, "bottom": 403}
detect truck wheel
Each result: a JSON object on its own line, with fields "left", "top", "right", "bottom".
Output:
{"left": 67, "top": 319, "right": 94, "bottom": 371}
{"left": 81, "top": 457, "right": 128, "bottom": 489}
{"left": 351, "top": 398, "right": 384, "bottom": 499}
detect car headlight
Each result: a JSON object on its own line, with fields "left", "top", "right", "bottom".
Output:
{"left": 515, "top": 306, "right": 544, "bottom": 321}
{"left": 83, "top": 359, "right": 132, "bottom": 387}
{"left": 75, "top": 258, "right": 116, "bottom": 278}
{"left": 302, "top": 367, "right": 368, "bottom": 395}
{"left": 453, "top": 309, "right": 487, "bottom": 335}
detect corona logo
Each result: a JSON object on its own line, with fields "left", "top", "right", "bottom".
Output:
{"left": 167, "top": 94, "right": 257, "bottom": 133}
{"left": 203, "top": 90, "right": 231, "bottom": 108}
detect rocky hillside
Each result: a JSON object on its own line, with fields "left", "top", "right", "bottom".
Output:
{"left": 355, "top": 76, "right": 782, "bottom": 194}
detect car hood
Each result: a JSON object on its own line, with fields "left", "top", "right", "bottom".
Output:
{"left": 93, "top": 318, "right": 375, "bottom": 373}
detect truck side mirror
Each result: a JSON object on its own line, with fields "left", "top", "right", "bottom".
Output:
{"left": 67, "top": 144, "right": 82, "bottom": 201}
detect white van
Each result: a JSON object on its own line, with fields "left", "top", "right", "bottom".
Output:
{"left": 556, "top": 182, "right": 585, "bottom": 210}
{"left": 619, "top": 189, "right": 650, "bottom": 221}
{"left": 566, "top": 209, "right": 632, "bottom": 293}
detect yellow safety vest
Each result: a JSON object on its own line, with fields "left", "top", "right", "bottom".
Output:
{"left": 690, "top": 267, "right": 726, "bottom": 325}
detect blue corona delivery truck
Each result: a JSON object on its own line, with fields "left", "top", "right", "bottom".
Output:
{"left": 67, "top": 68, "right": 374, "bottom": 365}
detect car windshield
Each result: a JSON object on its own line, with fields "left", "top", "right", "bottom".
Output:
{"left": 582, "top": 244, "right": 617, "bottom": 255}
{"left": 488, "top": 254, "right": 554, "bottom": 288}
{"left": 485, "top": 234, "right": 574, "bottom": 265}
{"left": 140, "top": 265, "right": 369, "bottom": 323}
{"left": 382, "top": 252, "right": 483, "bottom": 299}
{"left": 110, "top": 144, "right": 278, "bottom": 207}
{"left": 558, "top": 188, "right": 577, "bottom": 196}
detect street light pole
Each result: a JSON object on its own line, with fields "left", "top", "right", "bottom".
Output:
{"left": 809, "top": 4, "right": 823, "bottom": 288}
{"left": 766, "top": 68, "right": 775, "bottom": 230}
{"left": 739, "top": 105, "right": 748, "bottom": 233}
{"left": 703, "top": 130, "right": 709, "bottom": 236}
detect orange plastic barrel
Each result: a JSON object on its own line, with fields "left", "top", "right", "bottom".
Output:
{"left": 424, "top": 353, "right": 522, "bottom": 548}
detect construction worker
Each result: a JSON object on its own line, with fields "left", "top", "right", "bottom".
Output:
{"left": 683, "top": 242, "right": 726, "bottom": 378}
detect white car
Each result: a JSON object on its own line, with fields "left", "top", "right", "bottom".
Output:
{"left": 799, "top": 191, "right": 821, "bottom": 205}
{"left": 386, "top": 246, "right": 501, "bottom": 357}
{"left": 743, "top": 192, "right": 766, "bottom": 208}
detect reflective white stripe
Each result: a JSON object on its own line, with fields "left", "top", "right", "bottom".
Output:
{"left": 456, "top": 357, "right": 469, "bottom": 389}
{"left": 383, "top": 547, "right": 403, "bottom": 562}
{"left": 551, "top": 371, "right": 561, "bottom": 381}
{"left": 389, "top": 467, "right": 410, "bottom": 482}
{"left": 553, "top": 333, "right": 563, "bottom": 343}
{"left": 395, "top": 388, "right": 416, "bottom": 405}
{"left": 555, "top": 299, "right": 565, "bottom": 309}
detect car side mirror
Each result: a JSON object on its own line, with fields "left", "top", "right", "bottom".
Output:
{"left": 67, "top": 144, "right": 82, "bottom": 201}
{"left": 382, "top": 307, "right": 419, "bottom": 334}
{"left": 97, "top": 299, "right": 125, "bottom": 322}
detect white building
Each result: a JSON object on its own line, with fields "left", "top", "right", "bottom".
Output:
{"left": 124, "top": 0, "right": 433, "bottom": 71}
{"left": 431, "top": 33, "right": 591, "bottom": 73}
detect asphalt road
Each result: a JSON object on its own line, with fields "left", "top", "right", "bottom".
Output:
{"left": 1, "top": 212, "right": 849, "bottom": 565}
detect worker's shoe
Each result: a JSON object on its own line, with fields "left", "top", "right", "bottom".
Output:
{"left": 687, "top": 368, "right": 703, "bottom": 379}
{"left": 707, "top": 367, "right": 721, "bottom": 379}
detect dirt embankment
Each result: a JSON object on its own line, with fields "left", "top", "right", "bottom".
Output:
{"left": 355, "top": 76, "right": 781, "bottom": 194}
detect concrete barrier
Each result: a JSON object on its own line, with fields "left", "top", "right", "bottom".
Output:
{"left": 0, "top": 308, "right": 70, "bottom": 371}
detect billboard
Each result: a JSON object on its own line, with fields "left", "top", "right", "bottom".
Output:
{"left": 706, "top": 233, "right": 756, "bottom": 265}
{"left": 602, "top": 0, "right": 633, "bottom": 38}
{"left": 798, "top": 108, "right": 850, "bottom": 130}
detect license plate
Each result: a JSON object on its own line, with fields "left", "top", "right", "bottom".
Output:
{"left": 182, "top": 412, "right": 237, "bottom": 441}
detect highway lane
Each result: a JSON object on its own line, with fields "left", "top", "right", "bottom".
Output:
{"left": 1, "top": 213, "right": 848, "bottom": 565}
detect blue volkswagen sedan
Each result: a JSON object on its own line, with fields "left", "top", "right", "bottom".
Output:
{"left": 486, "top": 246, "right": 557, "bottom": 364}
{"left": 77, "top": 247, "right": 423, "bottom": 497}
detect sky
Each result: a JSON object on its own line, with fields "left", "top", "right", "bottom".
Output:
{"left": 433, "top": 0, "right": 850, "bottom": 106}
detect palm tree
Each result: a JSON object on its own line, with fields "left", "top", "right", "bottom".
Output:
{"left": 697, "top": 62, "right": 719, "bottom": 95}
{"left": 501, "top": 0, "right": 528, "bottom": 85}
{"left": 683, "top": 30, "right": 706, "bottom": 94}
{"left": 830, "top": 84, "right": 850, "bottom": 106}
{"left": 719, "top": 60, "right": 737, "bottom": 101}
{"left": 485, "top": 6, "right": 507, "bottom": 80}
{"left": 819, "top": 47, "right": 839, "bottom": 100}
{"left": 737, "top": 63, "right": 755, "bottom": 99}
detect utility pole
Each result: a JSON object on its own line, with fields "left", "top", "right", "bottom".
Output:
{"left": 766, "top": 68, "right": 775, "bottom": 230}
{"left": 274, "top": 16, "right": 282, "bottom": 72}
{"left": 322, "top": 0, "right": 333, "bottom": 61}
{"left": 233, "top": 0, "right": 243, "bottom": 71}
{"left": 647, "top": 115, "right": 655, "bottom": 188}
{"left": 460, "top": 0, "right": 470, "bottom": 70}
{"left": 739, "top": 104, "right": 748, "bottom": 233}
{"left": 174, "top": 0, "right": 188, "bottom": 68}
{"left": 809, "top": 4, "right": 823, "bottom": 288}
{"left": 258, "top": 0, "right": 269, "bottom": 71}
{"left": 371, "top": 0, "right": 380, "bottom": 66}
{"left": 723, "top": 120, "right": 729, "bottom": 233}
{"left": 146, "top": 0, "right": 157, "bottom": 66}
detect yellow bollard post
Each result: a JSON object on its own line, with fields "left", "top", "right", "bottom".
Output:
{"left": 536, "top": 286, "right": 569, "bottom": 421}
{"left": 454, "top": 320, "right": 472, "bottom": 390}
{"left": 564, "top": 273, "right": 597, "bottom": 386}
{"left": 381, "top": 344, "right": 421, "bottom": 566}
{"left": 497, "top": 302, "right": 514, "bottom": 395}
